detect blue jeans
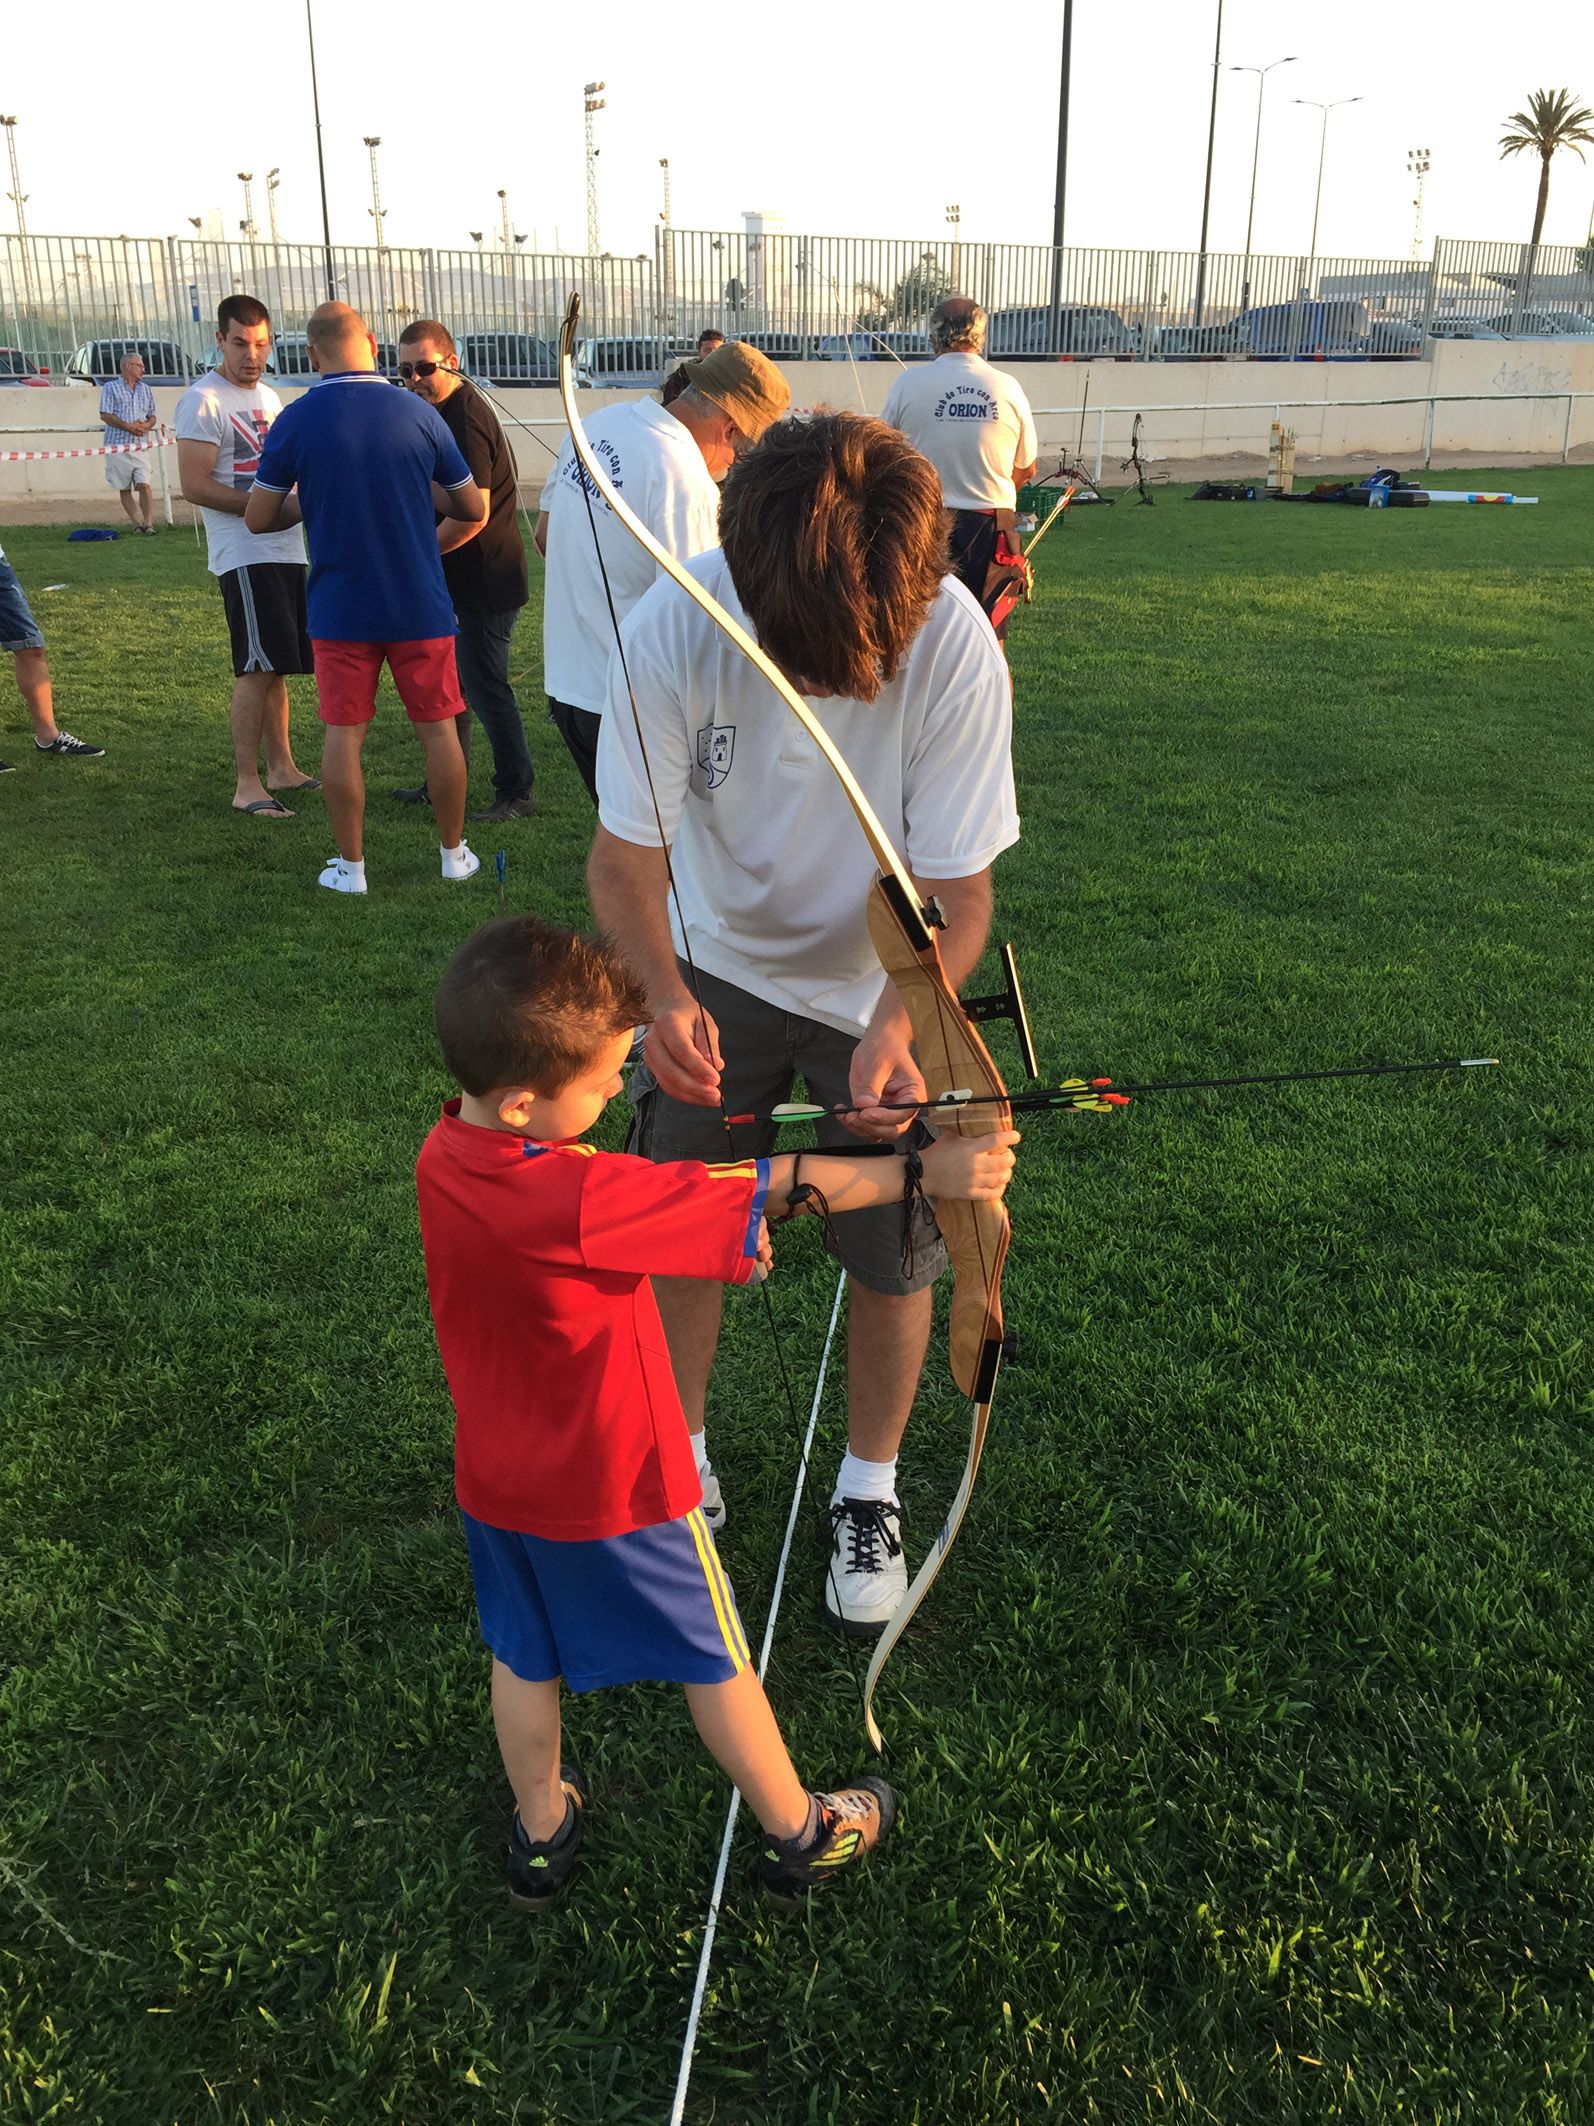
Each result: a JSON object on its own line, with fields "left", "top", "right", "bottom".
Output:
{"left": 454, "top": 607, "right": 534, "bottom": 802}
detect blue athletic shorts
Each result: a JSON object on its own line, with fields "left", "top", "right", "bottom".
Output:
{"left": 0, "top": 558, "right": 45, "bottom": 654}
{"left": 462, "top": 1508, "right": 751, "bottom": 1690}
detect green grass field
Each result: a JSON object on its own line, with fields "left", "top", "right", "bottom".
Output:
{"left": 2, "top": 476, "right": 1591, "bottom": 2125}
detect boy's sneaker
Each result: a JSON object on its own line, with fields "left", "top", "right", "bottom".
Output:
{"left": 699, "top": 1462, "right": 726, "bottom": 1534}
{"left": 822, "top": 1498, "right": 907, "bottom": 1637}
{"left": 506, "top": 1760, "right": 587, "bottom": 1913}
{"left": 758, "top": 1779, "right": 897, "bottom": 1910}
{"left": 0, "top": 759, "right": 13, "bottom": 774}
{"left": 441, "top": 840, "right": 481, "bottom": 883}
{"left": 35, "top": 732, "right": 105, "bottom": 759}
{"left": 318, "top": 856, "right": 367, "bottom": 895}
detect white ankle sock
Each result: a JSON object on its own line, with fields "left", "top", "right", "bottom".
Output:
{"left": 834, "top": 1451, "right": 898, "bottom": 1504}
{"left": 691, "top": 1429, "right": 711, "bottom": 1476}
{"left": 441, "top": 839, "right": 479, "bottom": 881}
{"left": 338, "top": 858, "right": 366, "bottom": 885}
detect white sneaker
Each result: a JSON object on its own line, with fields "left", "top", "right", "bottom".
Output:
{"left": 318, "top": 856, "right": 367, "bottom": 894}
{"left": 822, "top": 1497, "right": 906, "bottom": 1638}
{"left": 441, "top": 840, "right": 481, "bottom": 883}
{"left": 699, "top": 1463, "right": 726, "bottom": 1534}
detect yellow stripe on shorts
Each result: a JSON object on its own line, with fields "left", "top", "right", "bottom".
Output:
{"left": 686, "top": 1508, "right": 750, "bottom": 1670}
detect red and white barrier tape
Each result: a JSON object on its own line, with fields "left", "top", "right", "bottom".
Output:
{"left": 1, "top": 428, "right": 172, "bottom": 464}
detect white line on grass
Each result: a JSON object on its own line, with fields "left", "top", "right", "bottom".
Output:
{"left": 668, "top": 1267, "right": 847, "bottom": 2126}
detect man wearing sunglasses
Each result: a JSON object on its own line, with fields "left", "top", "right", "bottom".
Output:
{"left": 393, "top": 321, "right": 535, "bottom": 824}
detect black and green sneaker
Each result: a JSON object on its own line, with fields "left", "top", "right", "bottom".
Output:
{"left": 757, "top": 1777, "right": 897, "bottom": 1910}
{"left": 505, "top": 1760, "right": 587, "bottom": 1912}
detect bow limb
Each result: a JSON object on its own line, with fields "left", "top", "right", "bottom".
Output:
{"left": 860, "top": 881, "right": 1012, "bottom": 1753}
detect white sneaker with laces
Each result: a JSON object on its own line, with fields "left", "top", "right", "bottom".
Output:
{"left": 823, "top": 1497, "right": 907, "bottom": 1637}
{"left": 441, "top": 840, "right": 481, "bottom": 882}
{"left": 318, "top": 856, "right": 367, "bottom": 895}
{"left": 699, "top": 1463, "right": 726, "bottom": 1534}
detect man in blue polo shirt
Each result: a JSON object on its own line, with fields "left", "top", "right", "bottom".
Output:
{"left": 245, "top": 303, "right": 487, "bottom": 895}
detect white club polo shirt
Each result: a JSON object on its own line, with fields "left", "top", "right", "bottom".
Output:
{"left": 595, "top": 550, "right": 1020, "bottom": 1036}
{"left": 541, "top": 397, "right": 721, "bottom": 713}
{"left": 883, "top": 352, "right": 1039, "bottom": 512}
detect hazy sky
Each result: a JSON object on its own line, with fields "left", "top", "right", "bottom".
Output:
{"left": 6, "top": 0, "right": 1593, "bottom": 261}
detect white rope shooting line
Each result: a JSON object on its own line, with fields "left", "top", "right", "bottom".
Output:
{"left": 668, "top": 1266, "right": 847, "bottom": 2126}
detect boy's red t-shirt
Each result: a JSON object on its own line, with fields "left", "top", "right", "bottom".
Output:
{"left": 416, "top": 1101, "right": 769, "bottom": 1539}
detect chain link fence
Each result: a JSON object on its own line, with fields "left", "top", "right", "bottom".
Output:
{"left": 3, "top": 229, "right": 1592, "bottom": 384}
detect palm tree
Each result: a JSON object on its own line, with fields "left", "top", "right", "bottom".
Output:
{"left": 1499, "top": 88, "right": 1594, "bottom": 247}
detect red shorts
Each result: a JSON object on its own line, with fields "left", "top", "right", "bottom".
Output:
{"left": 311, "top": 636, "right": 466, "bottom": 727}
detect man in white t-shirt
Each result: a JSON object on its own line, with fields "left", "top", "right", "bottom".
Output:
{"left": 587, "top": 413, "right": 1020, "bottom": 1635}
{"left": 534, "top": 338, "right": 790, "bottom": 801}
{"left": 883, "top": 297, "right": 1039, "bottom": 647}
{"left": 175, "top": 295, "right": 318, "bottom": 819}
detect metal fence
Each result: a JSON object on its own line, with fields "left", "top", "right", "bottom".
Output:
{"left": 2, "top": 229, "right": 1592, "bottom": 384}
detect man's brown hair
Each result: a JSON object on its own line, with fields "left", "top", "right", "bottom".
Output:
{"left": 400, "top": 318, "right": 458, "bottom": 358}
{"left": 435, "top": 914, "right": 650, "bottom": 1097}
{"left": 218, "top": 294, "right": 271, "bottom": 334}
{"left": 718, "top": 414, "right": 948, "bottom": 701}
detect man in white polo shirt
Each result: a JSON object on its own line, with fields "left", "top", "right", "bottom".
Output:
{"left": 536, "top": 339, "right": 789, "bottom": 801}
{"left": 587, "top": 412, "right": 1019, "bottom": 1636}
{"left": 884, "top": 297, "right": 1038, "bottom": 647}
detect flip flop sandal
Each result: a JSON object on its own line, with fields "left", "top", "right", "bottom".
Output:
{"left": 234, "top": 797, "right": 294, "bottom": 819}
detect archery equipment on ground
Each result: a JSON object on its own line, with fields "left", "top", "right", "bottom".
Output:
{"left": 1266, "top": 420, "right": 1297, "bottom": 494}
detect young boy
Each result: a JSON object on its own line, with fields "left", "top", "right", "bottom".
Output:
{"left": 416, "top": 913, "right": 1018, "bottom": 1910}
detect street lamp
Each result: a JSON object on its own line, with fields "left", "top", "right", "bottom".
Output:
{"left": 584, "top": 82, "right": 606, "bottom": 255}
{"left": 1407, "top": 147, "right": 1432, "bottom": 263}
{"left": 266, "top": 167, "right": 282, "bottom": 245}
{"left": 1293, "top": 96, "right": 1363, "bottom": 268}
{"left": 946, "top": 201, "right": 962, "bottom": 289}
{"left": 1229, "top": 56, "right": 1296, "bottom": 308}
{"left": 237, "top": 171, "right": 256, "bottom": 241}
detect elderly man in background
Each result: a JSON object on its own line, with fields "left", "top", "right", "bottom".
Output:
{"left": 393, "top": 320, "right": 535, "bottom": 825}
{"left": 99, "top": 350, "right": 158, "bottom": 535}
{"left": 534, "top": 339, "right": 789, "bottom": 802}
{"left": 176, "top": 294, "right": 319, "bottom": 820}
{"left": 883, "top": 297, "right": 1038, "bottom": 646}
{"left": 244, "top": 303, "right": 486, "bottom": 895}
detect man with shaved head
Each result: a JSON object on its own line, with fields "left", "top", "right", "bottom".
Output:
{"left": 245, "top": 304, "right": 487, "bottom": 893}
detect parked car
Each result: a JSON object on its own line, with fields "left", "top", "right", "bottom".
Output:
{"left": 1231, "top": 299, "right": 1379, "bottom": 359}
{"left": 1151, "top": 320, "right": 1244, "bottom": 359}
{"left": 736, "top": 329, "right": 806, "bottom": 361}
{"left": 461, "top": 332, "right": 558, "bottom": 385}
{"left": 66, "top": 338, "right": 200, "bottom": 382}
{"left": 264, "top": 334, "right": 400, "bottom": 380}
{"left": 1484, "top": 308, "right": 1594, "bottom": 337}
{"left": 0, "top": 347, "right": 48, "bottom": 383}
{"left": 577, "top": 335, "right": 676, "bottom": 388}
{"left": 1425, "top": 317, "right": 1507, "bottom": 340}
{"left": 1367, "top": 315, "right": 1425, "bottom": 358}
{"left": 987, "top": 304, "right": 1138, "bottom": 359}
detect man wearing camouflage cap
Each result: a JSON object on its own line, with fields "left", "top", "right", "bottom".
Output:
{"left": 537, "top": 339, "right": 790, "bottom": 801}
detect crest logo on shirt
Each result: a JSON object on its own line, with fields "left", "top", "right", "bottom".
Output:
{"left": 695, "top": 723, "right": 735, "bottom": 788}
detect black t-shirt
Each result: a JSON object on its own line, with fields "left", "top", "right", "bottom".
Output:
{"left": 435, "top": 377, "right": 528, "bottom": 616}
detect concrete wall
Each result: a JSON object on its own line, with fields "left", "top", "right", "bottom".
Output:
{"left": 3, "top": 338, "right": 1590, "bottom": 509}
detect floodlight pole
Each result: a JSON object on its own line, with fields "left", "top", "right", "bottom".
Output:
{"left": 1231, "top": 55, "right": 1296, "bottom": 310}
{"left": 1294, "top": 96, "right": 1363, "bottom": 279}
{"left": 1046, "top": 0, "right": 1073, "bottom": 346}
{"left": 1193, "top": 0, "right": 1223, "bottom": 326}
{"left": 266, "top": 167, "right": 282, "bottom": 245}
{"left": 584, "top": 83, "right": 606, "bottom": 256}
{"left": 1, "top": 115, "right": 35, "bottom": 318}
{"left": 305, "top": 0, "right": 336, "bottom": 299}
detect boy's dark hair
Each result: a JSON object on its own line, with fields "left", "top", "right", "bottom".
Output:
{"left": 400, "top": 318, "right": 458, "bottom": 358}
{"left": 718, "top": 412, "right": 948, "bottom": 702}
{"left": 435, "top": 914, "right": 651, "bottom": 1096}
{"left": 218, "top": 294, "right": 271, "bottom": 334}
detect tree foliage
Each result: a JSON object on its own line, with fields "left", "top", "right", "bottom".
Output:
{"left": 1499, "top": 87, "right": 1594, "bottom": 247}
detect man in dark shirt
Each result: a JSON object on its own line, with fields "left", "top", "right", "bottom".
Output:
{"left": 394, "top": 322, "right": 535, "bottom": 823}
